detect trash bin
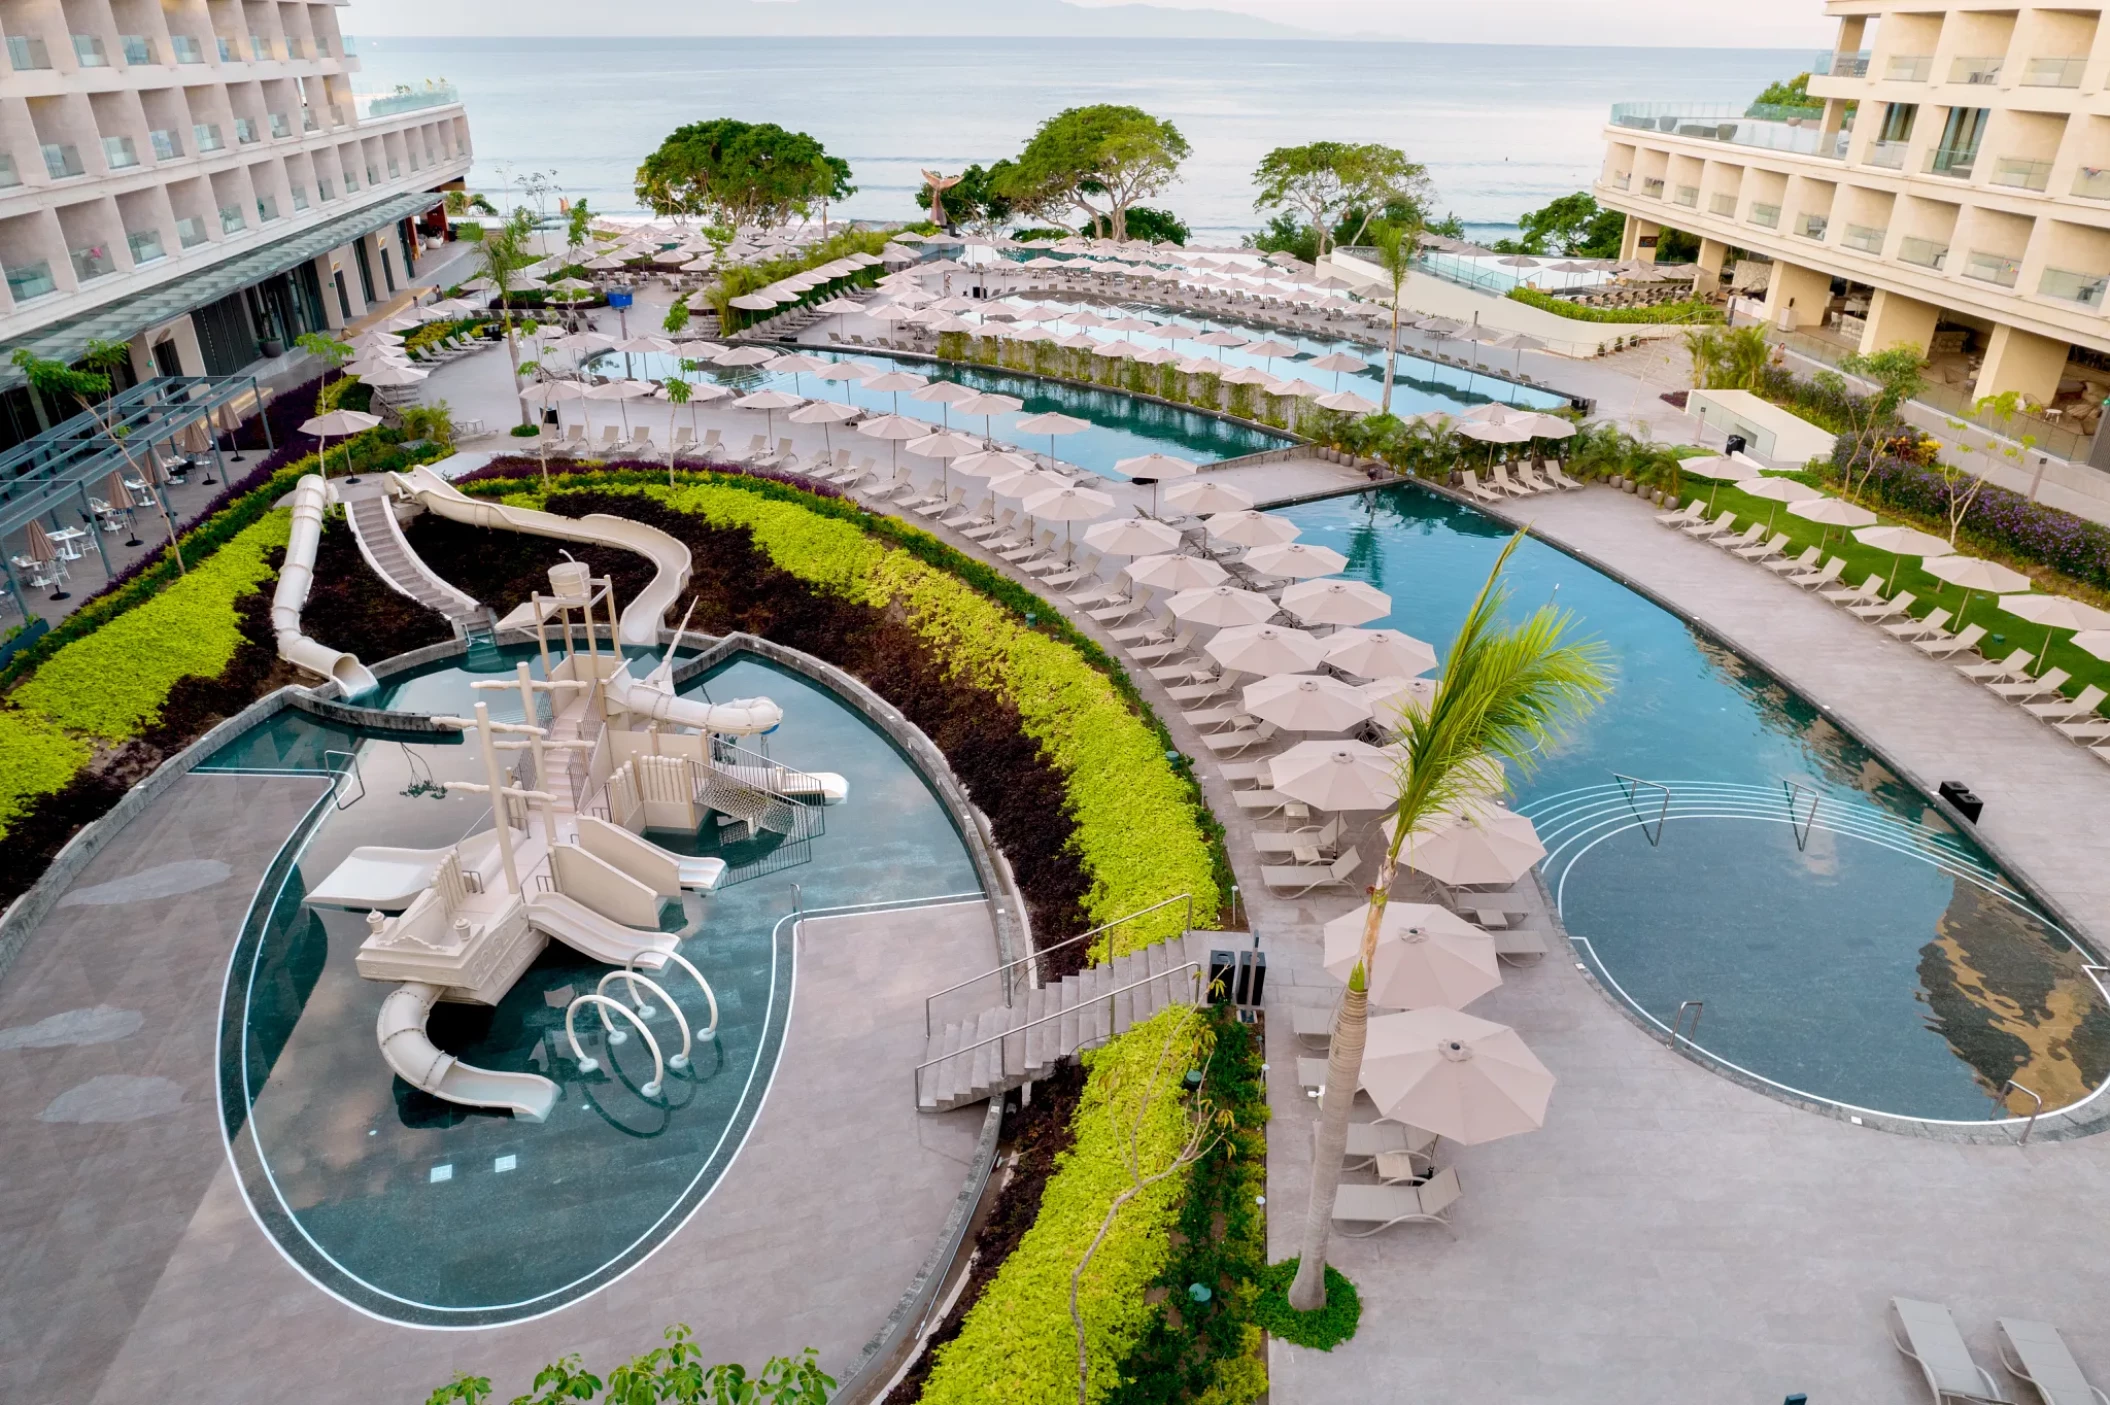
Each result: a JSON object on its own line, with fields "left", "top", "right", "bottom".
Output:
{"left": 1939, "top": 781, "right": 1983, "bottom": 823}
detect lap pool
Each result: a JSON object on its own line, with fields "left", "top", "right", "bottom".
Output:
{"left": 1274, "top": 486, "right": 2110, "bottom": 1123}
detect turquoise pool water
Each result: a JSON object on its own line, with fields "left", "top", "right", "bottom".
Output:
{"left": 1274, "top": 487, "right": 2110, "bottom": 1121}
{"left": 604, "top": 347, "right": 1289, "bottom": 479}
{"left": 213, "top": 652, "right": 981, "bottom": 1325}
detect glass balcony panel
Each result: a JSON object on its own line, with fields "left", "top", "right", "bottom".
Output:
{"left": 291, "top": 184, "right": 308, "bottom": 211}
{"left": 1867, "top": 140, "right": 1909, "bottom": 169}
{"left": 1641, "top": 176, "right": 1665, "bottom": 196}
{"left": 216, "top": 36, "right": 235, "bottom": 61}
{"left": 119, "top": 34, "right": 154, "bottom": 65}
{"left": 315, "top": 35, "right": 331, "bottom": 56}
{"left": 126, "top": 228, "right": 163, "bottom": 264}
{"left": 386, "top": 158, "right": 400, "bottom": 178}
{"left": 1992, "top": 156, "right": 2052, "bottom": 192}
{"left": 6, "top": 259, "right": 56, "bottom": 300}
{"left": 41, "top": 142, "right": 84, "bottom": 178}
{"left": 8, "top": 35, "right": 52, "bottom": 70}
{"left": 1963, "top": 249, "right": 2021, "bottom": 287}
{"left": 1709, "top": 192, "right": 1737, "bottom": 216}
{"left": 364, "top": 164, "right": 378, "bottom": 185}
{"left": 1796, "top": 213, "right": 1829, "bottom": 241}
{"left": 1750, "top": 202, "right": 1781, "bottom": 228}
{"left": 355, "top": 83, "right": 462, "bottom": 120}
{"left": 2023, "top": 56, "right": 2085, "bottom": 87}
{"left": 1843, "top": 224, "right": 1886, "bottom": 253}
{"left": 268, "top": 112, "right": 289, "bottom": 138}
{"left": 171, "top": 34, "right": 202, "bottom": 63}
{"left": 69, "top": 242, "right": 112, "bottom": 280}
{"left": 1925, "top": 145, "right": 1978, "bottom": 179}
{"left": 233, "top": 117, "right": 257, "bottom": 144}
{"left": 1897, "top": 237, "right": 1949, "bottom": 269}
{"left": 101, "top": 135, "right": 138, "bottom": 169}
{"left": 1673, "top": 184, "right": 1698, "bottom": 207}
{"left": 1886, "top": 54, "right": 1932, "bottom": 82}
{"left": 218, "top": 203, "right": 246, "bottom": 234}
{"left": 341, "top": 36, "right": 357, "bottom": 55}
{"left": 343, "top": 168, "right": 358, "bottom": 190}
{"left": 1606, "top": 102, "right": 1845, "bottom": 158}
{"left": 0, "top": 154, "right": 18, "bottom": 188}
{"left": 149, "top": 128, "right": 180, "bottom": 160}
{"left": 2074, "top": 166, "right": 2110, "bottom": 199}
{"left": 301, "top": 106, "right": 317, "bottom": 131}
{"left": 2039, "top": 267, "right": 2107, "bottom": 307}
{"left": 175, "top": 215, "right": 206, "bottom": 247}
{"left": 1951, "top": 56, "right": 2002, "bottom": 85}
{"left": 256, "top": 194, "right": 279, "bottom": 223}
{"left": 1818, "top": 49, "right": 1871, "bottom": 77}
{"left": 249, "top": 33, "right": 270, "bottom": 60}
{"left": 193, "top": 123, "right": 223, "bottom": 153}
{"left": 317, "top": 176, "right": 334, "bottom": 200}
{"left": 72, "top": 34, "right": 107, "bottom": 66}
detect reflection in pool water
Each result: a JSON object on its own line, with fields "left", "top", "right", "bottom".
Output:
{"left": 215, "top": 654, "right": 981, "bottom": 1324}
{"left": 1273, "top": 486, "right": 2110, "bottom": 1121}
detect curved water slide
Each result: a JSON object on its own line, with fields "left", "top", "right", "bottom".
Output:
{"left": 273, "top": 475, "right": 380, "bottom": 697}
{"left": 377, "top": 982, "right": 558, "bottom": 1122}
{"left": 526, "top": 892, "right": 682, "bottom": 968}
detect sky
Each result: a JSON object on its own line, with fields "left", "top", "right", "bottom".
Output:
{"left": 349, "top": 0, "right": 1835, "bottom": 48}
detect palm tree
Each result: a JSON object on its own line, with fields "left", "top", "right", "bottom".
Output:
{"left": 477, "top": 209, "right": 537, "bottom": 427}
{"left": 1286, "top": 532, "right": 1610, "bottom": 1312}
{"left": 1367, "top": 218, "right": 1423, "bottom": 415}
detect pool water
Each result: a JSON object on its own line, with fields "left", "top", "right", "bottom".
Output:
{"left": 214, "top": 652, "right": 982, "bottom": 1325}
{"left": 1274, "top": 487, "right": 2110, "bottom": 1122}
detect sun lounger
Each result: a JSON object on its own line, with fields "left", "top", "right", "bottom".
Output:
{"left": 1493, "top": 927, "right": 1549, "bottom": 963}
{"left": 1330, "top": 1169, "right": 1464, "bottom": 1237}
{"left": 1883, "top": 607, "right": 1952, "bottom": 641}
{"left": 1460, "top": 470, "right": 1503, "bottom": 504}
{"left": 672, "top": 425, "right": 696, "bottom": 452}
{"left": 1997, "top": 1318, "right": 2106, "bottom": 1405}
{"left": 1957, "top": 649, "right": 2033, "bottom": 682}
{"left": 1788, "top": 556, "right": 1846, "bottom": 591}
{"left": 2026, "top": 684, "right": 2107, "bottom": 723}
{"left": 1218, "top": 761, "right": 1272, "bottom": 785}
{"left": 1853, "top": 590, "right": 1915, "bottom": 623}
{"left": 1251, "top": 818, "right": 1341, "bottom": 857}
{"left": 1764, "top": 545, "right": 1821, "bottom": 575}
{"left": 1232, "top": 787, "right": 1300, "bottom": 817}
{"left": 1337, "top": 1119, "right": 1439, "bottom": 1170}
{"left": 1712, "top": 522, "right": 1766, "bottom": 554}
{"left": 1888, "top": 1298, "right": 2007, "bottom": 1405}
{"left": 1822, "top": 572, "right": 1884, "bottom": 606}
{"left": 1915, "top": 623, "right": 1986, "bottom": 659}
{"left": 597, "top": 424, "right": 623, "bottom": 453}
{"left": 1491, "top": 463, "right": 1538, "bottom": 497}
{"left": 1683, "top": 508, "right": 1738, "bottom": 539}
{"left": 1290, "top": 1003, "right": 1336, "bottom": 1046}
{"left": 1543, "top": 461, "right": 1585, "bottom": 490}
{"left": 1260, "top": 844, "right": 1360, "bottom": 894}
{"left": 1735, "top": 531, "right": 1791, "bottom": 562}
{"left": 1655, "top": 499, "right": 1706, "bottom": 527}
{"left": 2055, "top": 717, "right": 2110, "bottom": 742}
{"left": 1128, "top": 630, "right": 1200, "bottom": 664}
{"left": 1990, "top": 666, "right": 2069, "bottom": 701}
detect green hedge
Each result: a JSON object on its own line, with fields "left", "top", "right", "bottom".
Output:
{"left": 1505, "top": 284, "right": 1724, "bottom": 325}
{"left": 0, "top": 710, "right": 92, "bottom": 838}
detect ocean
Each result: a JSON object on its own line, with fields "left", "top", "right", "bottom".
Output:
{"left": 352, "top": 37, "right": 1805, "bottom": 241}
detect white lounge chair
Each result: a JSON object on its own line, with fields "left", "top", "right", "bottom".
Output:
{"left": 1788, "top": 556, "right": 1846, "bottom": 591}
{"left": 1916, "top": 622, "right": 1986, "bottom": 659}
{"left": 2026, "top": 684, "right": 2107, "bottom": 723}
{"left": 1655, "top": 499, "right": 1705, "bottom": 527}
{"left": 1883, "top": 607, "right": 1952, "bottom": 641}
{"left": 1960, "top": 649, "right": 2034, "bottom": 683}
{"left": 1712, "top": 522, "right": 1766, "bottom": 554}
{"left": 1854, "top": 590, "right": 1915, "bottom": 623}
{"left": 1997, "top": 1318, "right": 2107, "bottom": 1405}
{"left": 1460, "top": 470, "right": 1504, "bottom": 504}
{"left": 1888, "top": 1298, "right": 2007, "bottom": 1405}
{"left": 1683, "top": 507, "right": 1738, "bottom": 539}
{"left": 1250, "top": 817, "right": 1341, "bottom": 857}
{"left": 1990, "top": 666, "right": 2068, "bottom": 702}
{"left": 1260, "top": 844, "right": 1360, "bottom": 894}
{"left": 1764, "top": 545, "right": 1821, "bottom": 576}
{"left": 1735, "top": 531, "right": 1790, "bottom": 563}
{"left": 1821, "top": 572, "right": 1884, "bottom": 606}
{"left": 1329, "top": 1168, "right": 1464, "bottom": 1237}
{"left": 1543, "top": 461, "right": 1585, "bottom": 490}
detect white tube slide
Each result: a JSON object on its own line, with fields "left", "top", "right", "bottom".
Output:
{"left": 603, "top": 660, "right": 784, "bottom": 737}
{"left": 377, "top": 982, "right": 558, "bottom": 1122}
{"left": 274, "top": 475, "right": 380, "bottom": 698}
{"left": 398, "top": 464, "right": 688, "bottom": 647}
{"left": 526, "top": 891, "right": 681, "bottom": 969}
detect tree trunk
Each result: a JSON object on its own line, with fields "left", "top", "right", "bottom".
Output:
{"left": 502, "top": 306, "right": 528, "bottom": 426}
{"left": 1288, "top": 978, "right": 1368, "bottom": 1310}
{"left": 1381, "top": 304, "right": 1401, "bottom": 414}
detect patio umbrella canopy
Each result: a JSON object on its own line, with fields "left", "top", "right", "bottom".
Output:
{"left": 1242, "top": 672, "right": 1373, "bottom": 733}
{"left": 1361, "top": 675, "right": 1439, "bottom": 722}
{"left": 1397, "top": 807, "right": 1546, "bottom": 886}
{"left": 1168, "top": 585, "right": 1278, "bottom": 627}
{"left": 1164, "top": 478, "right": 1255, "bottom": 515}
{"left": 1281, "top": 577, "right": 1393, "bottom": 628}
{"left": 1315, "top": 389, "right": 1380, "bottom": 415}
{"left": 1114, "top": 452, "right": 1199, "bottom": 480}
{"left": 1205, "top": 510, "right": 1301, "bottom": 548}
{"left": 954, "top": 449, "right": 1039, "bottom": 480}
{"left": 1787, "top": 497, "right": 1878, "bottom": 530}
{"left": 1268, "top": 738, "right": 1397, "bottom": 811}
{"left": 1127, "top": 552, "right": 1231, "bottom": 591}
{"left": 1740, "top": 474, "right": 1825, "bottom": 529}
{"left": 1243, "top": 541, "right": 1350, "bottom": 578}
{"left": 1360, "top": 1008, "right": 1555, "bottom": 1145}
{"left": 712, "top": 345, "right": 777, "bottom": 367}
{"left": 1998, "top": 592, "right": 2110, "bottom": 673}
{"left": 1323, "top": 902, "right": 1501, "bottom": 1011}
{"left": 1015, "top": 411, "right": 1090, "bottom": 463}
{"left": 1084, "top": 517, "right": 1183, "bottom": 556}
{"left": 1023, "top": 485, "right": 1116, "bottom": 554}
{"left": 1207, "top": 623, "right": 1327, "bottom": 675}
{"left": 1324, "top": 628, "right": 1438, "bottom": 679}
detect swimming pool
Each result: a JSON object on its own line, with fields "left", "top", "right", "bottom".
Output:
{"left": 1272, "top": 487, "right": 2110, "bottom": 1123}
{"left": 213, "top": 653, "right": 982, "bottom": 1325}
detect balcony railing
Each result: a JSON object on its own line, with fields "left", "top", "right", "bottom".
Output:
{"left": 1866, "top": 140, "right": 1909, "bottom": 169}
{"left": 2039, "top": 266, "right": 2107, "bottom": 307}
{"left": 256, "top": 194, "right": 280, "bottom": 222}
{"left": 317, "top": 176, "right": 334, "bottom": 201}
{"left": 1816, "top": 49, "right": 1871, "bottom": 77}
{"left": 2023, "top": 55, "right": 2086, "bottom": 87}
{"left": 1898, "top": 236, "right": 1949, "bottom": 269}
{"left": 342, "top": 35, "right": 357, "bottom": 55}
{"left": 1992, "top": 156, "right": 2052, "bottom": 192}
{"left": 1963, "top": 249, "right": 2021, "bottom": 287}
{"left": 149, "top": 127, "right": 181, "bottom": 160}
{"left": 192, "top": 123, "right": 222, "bottom": 153}
{"left": 6, "top": 259, "right": 56, "bottom": 301}
{"left": 119, "top": 34, "right": 155, "bottom": 65}
{"left": 101, "top": 135, "right": 138, "bottom": 169}
{"left": 1750, "top": 202, "right": 1781, "bottom": 228}
{"left": 7, "top": 35, "right": 51, "bottom": 70}
{"left": 268, "top": 111, "right": 290, "bottom": 139}
{"left": 171, "top": 34, "right": 202, "bottom": 63}
{"left": 175, "top": 215, "right": 206, "bottom": 247}
{"left": 301, "top": 106, "right": 317, "bottom": 131}
{"left": 1608, "top": 102, "right": 1847, "bottom": 159}
{"left": 249, "top": 33, "right": 271, "bottom": 60}
{"left": 1886, "top": 54, "right": 1932, "bottom": 82}
{"left": 364, "top": 164, "right": 379, "bottom": 185}
{"left": 342, "top": 168, "right": 358, "bottom": 190}
{"left": 216, "top": 36, "right": 235, "bottom": 61}
{"left": 1709, "top": 192, "right": 1737, "bottom": 216}
{"left": 291, "top": 184, "right": 308, "bottom": 211}
{"left": 1673, "top": 183, "right": 1698, "bottom": 207}
{"left": 71, "top": 33, "right": 107, "bottom": 66}
{"left": 1842, "top": 223, "right": 1886, "bottom": 253}
{"left": 1950, "top": 56, "right": 2002, "bottom": 85}
{"left": 127, "top": 228, "right": 164, "bottom": 264}
{"left": 1641, "top": 175, "right": 1665, "bottom": 196}
{"left": 2075, "top": 166, "right": 2110, "bottom": 199}
{"left": 41, "top": 142, "right": 84, "bottom": 179}
{"left": 0, "top": 154, "right": 18, "bottom": 188}
{"left": 218, "top": 203, "right": 246, "bottom": 234}
{"left": 1795, "top": 213, "right": 1829, "bottom": 240}
{"left": 315, "top": 35, "right": 331, "bottom": 56}
{"left": 355, "top": 83, "right": 462, "bottom": 120}
{"left": 386, "top": 157, "right": 400, "bottom": 178}
{"left": 233, "top": 117, "right": 257, "bottom": 144}
{"left": 69, "top": 243, "right": 113, "bottom": 281}
{"left": 1925, "top": 144, "right": 1979, "bottom": 179}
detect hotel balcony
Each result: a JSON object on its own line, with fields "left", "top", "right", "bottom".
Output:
{"left": 1885, "top": 54, "right": 1933, "bottom": 82}
{"left": 355, "top": 83, "right": 460, "bottom": 121}
{"left": 1609, "top": 102, "right": 1848, "bottom": 160}
{"left": 1812, "top": 49, "right": 1871, "bottom": 77}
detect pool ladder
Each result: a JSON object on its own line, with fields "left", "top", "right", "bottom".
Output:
{"left": 1670, "top": 999, "right": 1703, "bottom": 1049}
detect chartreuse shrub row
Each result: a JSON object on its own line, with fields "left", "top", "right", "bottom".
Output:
{"left": 480, "top": 470, "right": 1222, "bottom": 952}
{"left": 0, "top": 711, "right": 92, "bottom": 836}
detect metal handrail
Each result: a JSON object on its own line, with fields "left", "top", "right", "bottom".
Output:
{"left": 923, "top": 892, "right": 1193, "bottom": 1035}
{"left": 914, "top": 960, "right": 1208, "bottom": 1105}
{"left": 322, "top": 749, "right": 364, "bottom": 809}
{"left": 1612, "top": 773, "right": 1671, "bottom": 846}
{"left": 712, "top": 735, "right": 832, "bottom": 799}
{"left": 2003, "top": 1080, "right": 2043, "bottom": 1144}
{"left": 1671, "top": 999, "right": 1704, "bottom": 1047}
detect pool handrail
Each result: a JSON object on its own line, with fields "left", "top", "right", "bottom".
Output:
{"left": 922, "top": 891, "right": 1194, "bottom": 1035}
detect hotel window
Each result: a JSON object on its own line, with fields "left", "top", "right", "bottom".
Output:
{"left": 1928, "top": 107, "right": 1988, "bottom": 178}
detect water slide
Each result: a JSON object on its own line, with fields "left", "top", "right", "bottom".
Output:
{"left": 603, "top": 658, "right": 783, "bottom": 737}
{"left": 274, "top": 474, "right": 380, "bottom": 697}
{"left": 377, "top": 982, "right": 558, "bottom": 1122}
{"left": 526, "top": 891, "right": 682, "bottom": 969}
{"left": 306, "top": 831, "right": 509, "bottom": 911}
{"left": 577, "top": 815, "right": 726, "bottom": 893}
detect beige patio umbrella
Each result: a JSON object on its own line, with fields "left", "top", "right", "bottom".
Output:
{"left": 1324, "top": 903, "right": 1500, "bottom": 1011}
{"left": 1361, "top": 1008, "right": 1555, "bottom": 1145}
{"left": 856, "top": 411, "right": 928, "bottom": 469}
{"left": 1084, "top": 516, "right": 1182, "bottom": 558}
{"left": 1168, "top": 584, "right": 1278, "bottom": 628}
{"left": 860, "top": 368, "right": 930, "bottom": 411}
{"left": 1243, "top": 672, "right": 1372, "bottom": 733}
{"left": 355, "top": 361, "right": 427, "bottom": 389}
{"left": 988, "top": 467, "right": 1073, "bottom": 500}
{"left": 1740, "top": 474, "right": 1825, "bottom": 531}
{"left": 1243, "top": 540, "right": 1349, "bottom": 579}
{"left": 2068, "top": 629, "right": 2110, "bottom": 663}
{"left": 911, "top": 379, "right": 979, "bottom": 428}
{"left": 1023, "top": 483, "right": 1116, "bottom": 559}
{"left": 734, "top": 388, "right": 805, "bottom": 441}
{"left": 955, "top": 392, "right": 1025, "bottom": 441}
{"left": 588, "top": 378, "right": 655, "bottom": 437}
{"left": 1015, "top": 410, "right": 1089, "bottom": 465}
{"left": 1205, "top": 623, "right": 1326, "bottom": 675}
{"left": 300, "top": 407, "right": 383, "bottom": 480}
{"left": 909, "top": 428, "right": 986, "bottom": 494}
{"left": 712, "top": 345, "right": 778, "bottom": 368}
{"left": 1195, "top": 329, "right": 1249, "bottom": 349}
{"left": 1164, "top": 478, "right": 1254, "bottom": 515}
{"left": 24, "top": 520, "right": 66, "bottom": 598}
{"left": 1361, "top": 675, "right": 1438, "bottom": 724}
{"left": 1315, "top": 389, "right": 1380, "bottom": 415}
{"left": 1243, "top": 338, "right": 1298, "bottom": 371}
{"left": 1205, "top": 509, "right": 1301, "bottom": 548}
{"left": 1281, "top": 577, "right": 1392, "bottom": 628}
{"left": 1853, "top": 523, "right": 1953, "bottom": 591}
{"left": 1786, "top": 495, "right": 1877, "bottom": 552}
{"left": 953, "top": 448, "right": 1039, "bottom": 481}
{"left": 788, "top": 397, "right": 862, "bottom": 453}
{"left": 1923, "top": 553, "right": 2032, "bottom": 619}
{"left": 1307, "top": 350, "right": 1373, "bottom": 387}
{"left": 1268, "top": 738, "right": 1397, "bottom": 811}
{"left": 1324, "top": 627, "right": 1438, "bottom": 679}
{"left": 1998, "top": 593, "right": 2110, "bottom": 676}
{"left": 1396, "top": 806, "right": 1546, "bottom": 886}
{"left": 1126, "top": 552, "right": 1230, "bottom": 591}
{"left": 100, "top": 470, "right": 140, "bottom": 545}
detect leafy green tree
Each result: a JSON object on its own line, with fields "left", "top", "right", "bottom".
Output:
{"left": 294, "top": 331, "right": 352, "bottom": 368}
{"left": 662, "top": 299, "right": 690, "bottom": 336}
{"left": 1098, "top": 205, "right": 1188, "bottom": 245}
{"left": 1251, "top": 142, "right": 1430, "bottom": 258}
{"left": 996, "top": 105, "right": 1190, "bottom": 242}
{"left": 1366, "top": 218, "right": 1423, "bottom": 414}
{"left": 476, "top": 207, "right": 539, "bottom": 426}
{"left": 1752, "top": 72, "right": 1815, "bottom": 110}
{"left": 565, "top": 198, "right": 593, "bottom": 262}
{"left": 1289, "top": 534, "right": 1609, "bottom": 1313}
{"left": 1493, "top": 191, "right": 1627, "bottom": 258}
{"left": 1246, "top": 212, "right": 1319, "bottom": 264}
{"left": 635, "top": 120, "right": 852, "bottom": 231}
{"left": 1833, "top": 343, "right": 1930, "bottom": 495}
{"left": 932, "top": 161, "right": 1019, "bottom": 237}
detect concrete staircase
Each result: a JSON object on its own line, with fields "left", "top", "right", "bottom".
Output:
{"left": 343, "top": 495, "right": 481, "bottom": 630}
{"left": 916, "top": 931, "right": 1214, "bottom": 1112}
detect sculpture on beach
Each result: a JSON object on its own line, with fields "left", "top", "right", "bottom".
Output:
{"left": 921, "top": 169, "right": 963, "bottom": 229}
